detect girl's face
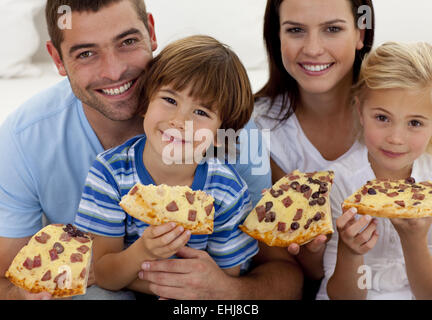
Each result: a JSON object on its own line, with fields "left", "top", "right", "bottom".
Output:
{"left": 143, "top": 85, "right": 222, "bottom": 164}
{"left": 279, "top": 0, "right": 364, "bottom": 95}
{"left": 359, "top": 88, "right": 432, "bottom": 179}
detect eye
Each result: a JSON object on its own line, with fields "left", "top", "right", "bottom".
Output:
{"left": 194, "top": 109, "right": 210, "bottom": 117}
{"left": 77, "top": 51, "right": 93, "bottom": 59}
{"left": 122, "top": 38, "right": 137, "bottom": 46}
{"left": 409, "top": 119, "right": 423, "bottom": 127}
{"left": 327, "top": 26, "right": 341, "bottom": 33}
{"left": 162, "top": 97, "right": 177, "bottom": 105}
{"left": 375, "top": 114, "right": 389, "bottom": 122}
{"left": 286, "top": 27, "right": 304, "bottom": 34}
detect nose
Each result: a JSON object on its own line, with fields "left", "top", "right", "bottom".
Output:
{"left": 98, "top": 50, "right": 127, "bottom": 81}
{"left": 169, "top": 110, "right": 188, "bottom": 130}
{"left": 386, "top": 126, "right": 405, "bottom": 145}
{"left": 302, "top": 32, "right": 325, "bottom": 57}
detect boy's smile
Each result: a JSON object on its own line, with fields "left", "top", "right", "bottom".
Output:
{"left": 359, "top": 88, "right": 432, "bottom": 179}
{"left": 143, "top": 85, "right": 222, "bottom": 165}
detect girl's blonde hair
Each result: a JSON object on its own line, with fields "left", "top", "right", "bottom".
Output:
{"left": 354, "top": 41, "right": 432, "bottom": 100}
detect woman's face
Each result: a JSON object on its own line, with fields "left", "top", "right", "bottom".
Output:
{"left": 279, "top": 0, "right": 364, "bottom": 95}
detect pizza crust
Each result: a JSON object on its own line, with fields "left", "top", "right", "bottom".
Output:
{"left": 343, "top": 178, "right": 432, "bottom": 219}
{"left": 119, "top": 183, "right": 215, "bottom": 234}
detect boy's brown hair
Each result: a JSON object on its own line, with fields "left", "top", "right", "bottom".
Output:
{"left": 45, "top": 0, "right": 149, "bottom": 58}
{"left": 138, "top": 35, "right": 254, "bottom": 134}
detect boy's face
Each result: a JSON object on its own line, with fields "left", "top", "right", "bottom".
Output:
{"left": 48, "top": 0, "right": 157, "bottom": 121}
{"left": 143, "top": 85, "right": 222, "bottom": 165}
{"left": 359, "top": 88, "right": 432, "bottom": 179}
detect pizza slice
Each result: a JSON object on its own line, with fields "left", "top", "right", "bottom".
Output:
{"left": 240, "top": 170, "right": 334, "bottom": 247}
{"left": 119, "top": 183, "right": 215, "bottom": 235}
{"left": 343, "top": 177, "right": 432, "bottom": 218}
{"left": 5, "top": 224, "right": 92, "bottom": 298}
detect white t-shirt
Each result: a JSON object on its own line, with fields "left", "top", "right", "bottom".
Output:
{"left": 316, "top": 143, "right": 432, "bottom": 300}
{"left": 254, "top": 96, "right": 364, "bottom": 173}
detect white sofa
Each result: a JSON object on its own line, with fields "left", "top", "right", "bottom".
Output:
{"left": 1, "top": 0, "right": 431, "bottom": 125}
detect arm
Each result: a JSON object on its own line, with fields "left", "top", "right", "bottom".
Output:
{"left": 0, "top": 236, "right": 51, "bottom": 300}
{"left": 391, "top": 217, "right": 432, "bottom": 299}
{"left": 326, "top": 208, "right": 378, "bottom": 300}
{"left": 93, "top": 223, "right": 190, "bottom": 292}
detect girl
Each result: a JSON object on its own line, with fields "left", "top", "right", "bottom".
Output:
{"left": 319, "top": 42, "right": 432, "bottom": 300}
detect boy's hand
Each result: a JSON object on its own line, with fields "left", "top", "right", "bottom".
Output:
{"left": 140, "top": 222, "right": 191, "bottom": 260}
{"left": 287, "top": 235, "right": 328, "bottom": 255}
{"left": 390, "top": 216, "right": 432, "bottom": 242}
{"left": 336, "top": 208, "right": 379, "bottom": 255}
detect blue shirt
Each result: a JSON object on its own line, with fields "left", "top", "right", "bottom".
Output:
{"left": 0, "top": 79, "right": 271, "bottom": 238}
{"left": 75, "top": 135, "right": 259, "bottom": 269}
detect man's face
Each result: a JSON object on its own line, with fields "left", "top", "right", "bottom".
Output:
{"left": 51, "top": 0, "right": 157, "bottom": 121}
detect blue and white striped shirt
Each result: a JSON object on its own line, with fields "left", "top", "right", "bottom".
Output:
{"left": 75, "top": 135, "right": 258, "bottom": 269}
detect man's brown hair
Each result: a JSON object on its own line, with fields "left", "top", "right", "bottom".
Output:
{"left": 45, "top": 0, "right": 149, "bottom": 58}
{"left": 138, "top": 35, "right": 253, "bottom": 134}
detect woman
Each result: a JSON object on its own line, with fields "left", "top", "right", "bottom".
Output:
{"left": 253, "top": 0, "right": 375, "bottom": 296}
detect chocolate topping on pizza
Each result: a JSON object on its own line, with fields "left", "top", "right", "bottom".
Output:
{"left": 343, "top": 177, "right": 432, "bottom": 218}
{"left": 240, "top": 170, "right": 334, "bottom": 247}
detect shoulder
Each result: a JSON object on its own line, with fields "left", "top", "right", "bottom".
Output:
{"left": 253, "top": 95, "right": 292, "bottom": 130}
{"left": 95, "top": 135, "right": 144, "bottom": 171}
{"left": 3, "top": 79, "right": 77, "bottom": 135}
{"left": 413, "top": 152, "right": 432, "bottom": 181}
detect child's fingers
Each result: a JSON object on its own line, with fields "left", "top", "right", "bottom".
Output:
{"left": 157, "top": 225, "right": 188, "bottom": 246}
{"left": 354, "top": 219, "right": 378, "bottom": 246}
{"left": 344, "top": 215, "right": 372, "bottom": 238}
{"left": 148, "top": 222, "right": 177, "bottom": 238}
{"left": 359, "top": 230, "right": 379, "bottom": 254}
{"left": 336, "top": 208, "right": 357, "bottom": 230}
{"left": 163, "top": 229, "right": 191, "bottom": 253}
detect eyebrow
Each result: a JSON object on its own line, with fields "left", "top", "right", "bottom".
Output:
{"left": 281, "top": 19, "right": 347, "bottom": 27}
{"left": 68, "top": 28, "right": 143, "bottom": 57}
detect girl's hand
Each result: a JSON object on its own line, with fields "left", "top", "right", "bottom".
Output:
{"left": 336, "top": 208, "right": 379, "bottom": 255}
{"left": 140, "top": 222, "right": 191, "bottom": 260}
{"left": 287, "top": 234, "right": 328, "bottom": 255}
{"left": 390, "top": 216, "right": 432, "bottom": 242}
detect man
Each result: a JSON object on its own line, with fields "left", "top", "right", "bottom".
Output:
{"left": 0, "top": 0, "right": 302, "bottom": 300}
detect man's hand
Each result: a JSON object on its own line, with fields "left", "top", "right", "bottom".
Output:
{"left": 138, "top": 246, "right": 237, "bottom": 300}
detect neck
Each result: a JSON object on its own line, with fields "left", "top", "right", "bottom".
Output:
{"left": 368, "top": 153, "right": 413, "bottom": 180}
{"left": 296, "top": 72, "right": 354, "bottom": 119}
{"left": 142, "top": 144, "right": 197, "bottom": 187}
{"left": 83, "top": 104, "right": 144, "bottom": 150}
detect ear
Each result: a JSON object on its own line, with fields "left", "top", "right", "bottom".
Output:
{"left": 356, "top": 27, "right": 366, "bottom": 51}
{"left": 146, "top": 13, "right": 158, "bottom": 52}
{"left": 46, "top": 41, "right": 67, "bottom": 77}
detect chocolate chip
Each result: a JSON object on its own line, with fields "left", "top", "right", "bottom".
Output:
{"left": 309, "top": 199, "right": 318, "bottom": 206}
{"left": 319, "top": 186, "right": 328, "bottom": 194}
{"left": 312, "top": 192, "right": 320, "bottom": 199}
{"left": 256, "top": 206, "right": 266, "bottom": 222}
{"left": 264, "top": 211, "right": 276, "bottom": 223}
{"left": 300, "top": 185, "right": 310, "bottom": 193}
{"left": 188, "top": 210, "right": 197, "bottom": 222}
{"left": 265, "top": 201, "right": 273, "bottom": 212}
{"left": 395, "top": 200, "right": 405, "bottom": 207}
{"left": 405, "top": 177, "right": 416, "bottom": 184}
{"left": 53, "top": 242, "right": 64, "bottom": 254}
{"left": 290, "top": 181, "right": 300, "bottom": 190}
{"left": 367, "top": 188, "right": 377, "bottom": 195}
{"left": 166, "top": 201, "right": 179, "bottom": 212}
{"left": 317, "top": 197, "right": 326, "bottom": 205}
{"left": 277, "top": 222, "right": 286, "bottom": 232}
{"left": 290, "top": 222, "right": 300, "bottom": 230}
{"left": 185, "top": 192, "right": 195, "bottom": 205}
{"left": 282, "top": 196, "right": 293, "bottom": 208}
{"left": 270, "top": 189, "right": 283, "bottom": 198}
{"left": 313, "top": 212, "right": 323, "bottom": 221}
{"left": 293, "top": 209, "right": 303, "bottom": 221}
